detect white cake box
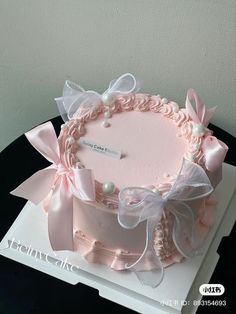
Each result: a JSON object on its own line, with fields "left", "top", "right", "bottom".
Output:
{"left": 0, "top": 163, "right": 235, "bottom": 314}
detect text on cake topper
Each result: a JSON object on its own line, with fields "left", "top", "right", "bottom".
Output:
{"left": 79, "top": 138, "right": 122, "bottom": 159}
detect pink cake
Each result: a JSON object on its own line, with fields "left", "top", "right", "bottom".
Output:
{"left": 11, "top": 73, "right": 228, "bottom": 287}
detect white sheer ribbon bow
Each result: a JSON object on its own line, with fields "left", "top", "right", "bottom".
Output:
{"left": 55, "top": 73, "right": 140, "bottom": 122}
{"left": 118, "top": 159, "right": 213, "bottom": 287}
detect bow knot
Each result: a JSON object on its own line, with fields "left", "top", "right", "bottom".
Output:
{"left": 56, "top": 163, "right": 71, "bottom": 176}
{"left": 55, "top": 73, "right": 140, "bottom": 122}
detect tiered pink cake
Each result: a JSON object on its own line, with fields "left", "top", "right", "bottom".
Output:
{"left": 11, "top": 74, "right": 228, "bottom": 286}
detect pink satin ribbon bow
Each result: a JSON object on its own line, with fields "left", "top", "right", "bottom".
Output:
{"left": 186, "top": 89, "right": 228, "bottom": 172}
{"left": 11, "top": 122, "right": 95, "bottom": 251}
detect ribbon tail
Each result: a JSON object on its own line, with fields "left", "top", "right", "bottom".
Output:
{"left": 48, "top": 175, "right": 74, "bottom": 251}
{"left": 72, "top": 168, "right": 96, "bottom": 201}
{"left": 127, "top": 217, "right": 164, "bottom": 288}
{"left": 55, "top": 97, "right": 69, "bottom": 122}
{"left": 185, "top": 89, "right": 201, "bottom": 124}
{"left": 195, "top": 93, "right": 205, "bottom": 124}
{"left": 171, "top": 202, "right": 201, "bottom": 258}
{"left": 206, "top": 165, "right": 222, "bottom": 188}
{"left": 203, "top": 106, "right": 217, "bottom": 127}
{"left": 10, "top": 167, "right": 56, "bottom": 204}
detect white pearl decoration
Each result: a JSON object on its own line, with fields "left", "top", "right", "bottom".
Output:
{"left": 75, "top": 161, "right": 81, "bottom": 168}
{"left": 192, "top": 123, "right": 205, "bottom": 137}
{"left": 193, "top": 143, "right": 200, "bottom": 150}
{"left": 162, "top": 97, "right": 168, "bottom": 104}
{"left": 60, "top": 124, "right": 65, "bottom": 129}
{"left": 115, "top": 249, "right": 122, "bottom": 257}
{"left": 67, "top": 136, "right": 75, "bottom": 145}
{"left": 101, "top": 93, "right": 114, "bottom": 106}
{"left": 104, "top": 111, "right": 111, "bottom": 119}
{"left": 101, "top": 120, "right": 110, "bottom": 128}
{"left": 171, "top": 102, "right": 179, "bottom": 113}
{"left": 188, "top": 154, "right": 195, "bottom": 162}
{"left": 152, "top": 188, "right": 161, "bottom": 195}
{"left": 102, "top": 181, "right": 116, "bottom": 194}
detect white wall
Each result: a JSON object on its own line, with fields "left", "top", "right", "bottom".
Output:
{"left": 0, "top": 0, "right": 235, "bottom": 151}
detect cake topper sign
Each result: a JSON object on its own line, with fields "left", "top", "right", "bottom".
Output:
{"left": 79, "top": 137, "right": 122, "bottom": 159}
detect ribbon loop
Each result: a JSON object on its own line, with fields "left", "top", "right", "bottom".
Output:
{"left": 202, "top": 136, "right": 228, "bottom": 172}
{"left": 55, "top": 73, "right": 141, "bottom": 122}
{"left": 185, "top": 89, "right": 216, "bottom": 127}
{"left": 106, "top": 73, "right": 138, "bottom": 95}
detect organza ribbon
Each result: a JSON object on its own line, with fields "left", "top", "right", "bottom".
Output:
{"left": 11, "top": 122, "right": 95, "bottom": 251}
{"left": 185, "top": 89, "right": 228, "bottom": 172}
{"left": 55, "top": 73, "right": 140, "bottom": 122}
{"left": 118, "top": 159, "right": 213, "bottom": 287}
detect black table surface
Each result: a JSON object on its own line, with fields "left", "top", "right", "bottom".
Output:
{"left": 0, "top": 116, "right": 235, "bottom": 314}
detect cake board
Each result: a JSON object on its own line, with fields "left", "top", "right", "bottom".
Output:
{"left": 0, "top": 163, "right": 235, "bottom": 314}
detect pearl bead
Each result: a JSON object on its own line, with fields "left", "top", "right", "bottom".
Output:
{"left": 171, "top": 102, "right": 179, "bottom": 113}
{"left": 92, "top": 240, "right": 100, "bottom": 247}
{"left": 104, "top": 111, "right": 111, "bottom": 119}
{"left": 60, "top": 124, "right": 65, "bottom": 129}
{"left": 67, "top": 136, "right": 75, "bottom": 145}
{"left": 101, "top": 93, "right": 114, "bottom": 106}
{"left": 188, "top": 154, "right": 195, "bottom": 162}
{"left": 162, "top": 97, "right": 168, "bottom": 104}
{"left": 115, "top": 249, "right": 122, "bottom": 257}
{"left": 192, "top": 123, "right": 205, "bottom": 137}
{"left": 193, "top": 143, "right": 200, "bottom": 150}
{"left": 152, "top": 188, "right": 161, "bottom": 195}
{"left": 102, "top": 181, "right": 115, "bottom": 194}
{"left": 101, "top": 120, "right": 110, "bottom": 128}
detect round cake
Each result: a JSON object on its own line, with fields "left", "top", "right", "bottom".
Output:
{"left": 11, "top": 73, "right": 228, "bottom": 286}
{"left": 58, "top": 92, "right": 212, "bottom": 269}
